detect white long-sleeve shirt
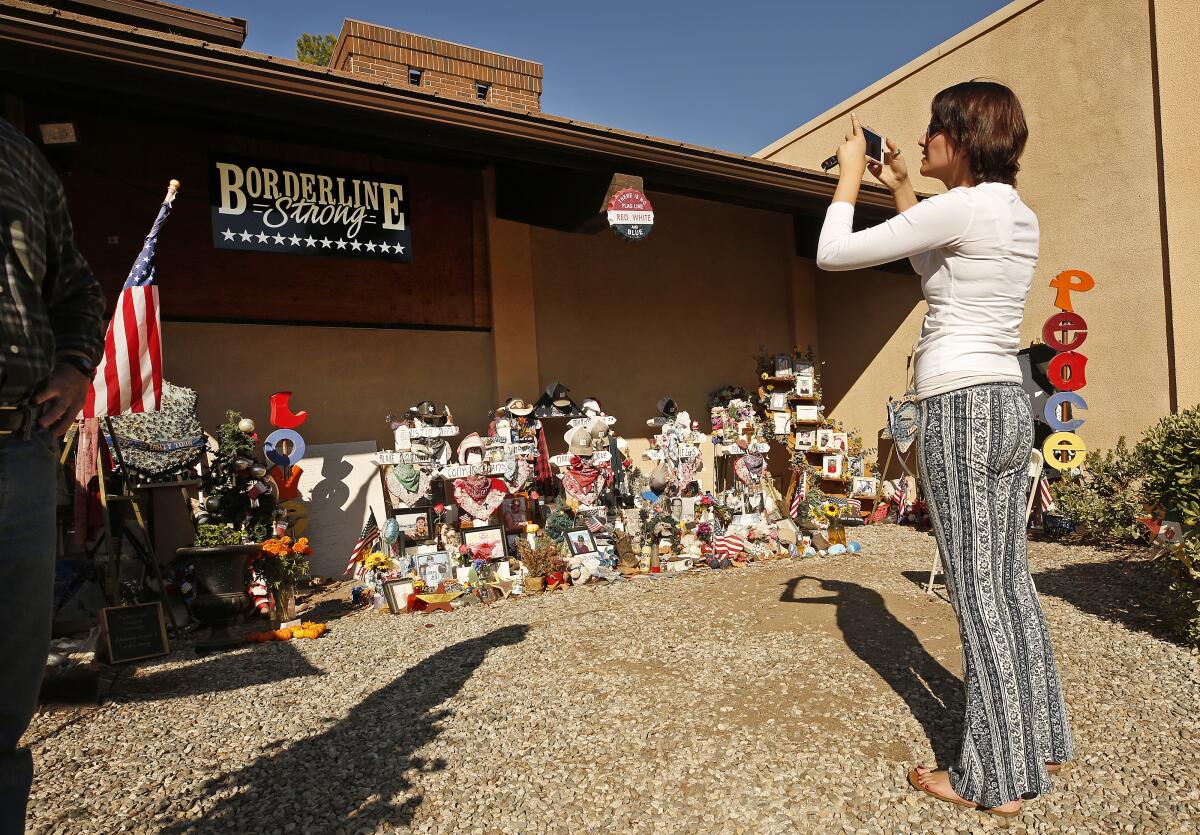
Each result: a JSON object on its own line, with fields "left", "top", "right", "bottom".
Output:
{"left": 816, "top": 182, "right": 1038, "bottom": 400}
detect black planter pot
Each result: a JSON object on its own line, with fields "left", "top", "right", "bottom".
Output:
{"left": 176, "top": 544, "right": 260, "bottom": 654}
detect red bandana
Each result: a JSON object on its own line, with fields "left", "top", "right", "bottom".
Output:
{"left": 560, "top": 458, "right": 611, "bottom": 506}
{"left": 454, "top": 476, "right": 507, "bottom": 521}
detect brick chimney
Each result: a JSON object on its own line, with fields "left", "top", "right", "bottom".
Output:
{"left": 331, "top": 20, "right": 542, "bottom": 113}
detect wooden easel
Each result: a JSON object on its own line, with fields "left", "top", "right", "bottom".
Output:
{"left": 85, "top": 420, "right": 185, "bottom": 632}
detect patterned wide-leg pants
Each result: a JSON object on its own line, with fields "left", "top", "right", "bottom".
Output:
{"left": 918, "top": 382, "right": 1075, "bottom": 808}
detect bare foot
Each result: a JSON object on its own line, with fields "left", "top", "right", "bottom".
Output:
{"left": 912, "top": 766, "right": 1023, "bottom": 816}
{"left": 1046, "top": 762, "right": 1064, "bottom": 775}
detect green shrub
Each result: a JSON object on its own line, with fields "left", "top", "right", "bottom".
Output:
{"left": 1136, "top": 404, "right": 1200, "bottom": 533}
{"left": 1136, "top": 403, "right": 1200, "bottom": 646}
{"left": 1161, "top": 537, "right": 1200, "bottom": 647}
{"left": 1050, "top": 436, "right": 1146, "bottom": 545}
{"left": 192, "top": 523, "right": 249, "bottom": 548}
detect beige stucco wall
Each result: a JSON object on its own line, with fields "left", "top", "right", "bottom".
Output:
{"left": 530, "top": 191, "right": 802, "bottom": 429}
{"left": 1154, "top": 0, "right": 1200, "bottom": 411}
{"left": 162, "top": 322, "right": 498, "bottom": 449}
{"left": 758, "top": 0, "right": 1176, "bottom": 451}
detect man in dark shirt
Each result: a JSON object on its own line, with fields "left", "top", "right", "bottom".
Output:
{"left": 0, "top": 115, "right": 105, "bottom": 833}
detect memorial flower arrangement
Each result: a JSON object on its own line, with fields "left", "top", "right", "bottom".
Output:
{"left": 361, "top": 550, "right": 393, "bottom": 574}
{"left": 255, "top": 535, "right": 312, "bottom": 590}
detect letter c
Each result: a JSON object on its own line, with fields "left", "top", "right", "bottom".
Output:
{"left": 1044, "top": 391, "right": 1088, "bottom": 432}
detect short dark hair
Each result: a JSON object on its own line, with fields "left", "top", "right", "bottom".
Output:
{"left": 931, "top": 80, "right": 1028, "bottom": 185}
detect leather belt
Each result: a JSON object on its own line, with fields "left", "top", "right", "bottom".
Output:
{"left": 0, "top": 404, "right": 37, "bottom": 439}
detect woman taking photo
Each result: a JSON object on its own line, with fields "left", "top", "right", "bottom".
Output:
{"left": 816, "top": 81, "right": 1074, "bottom": 817}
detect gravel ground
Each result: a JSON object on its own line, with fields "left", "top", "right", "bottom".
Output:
{"left": 23, "top": 525, "right": 1200, "bottom": 834}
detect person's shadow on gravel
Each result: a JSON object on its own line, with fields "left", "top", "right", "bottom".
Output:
{"left": 161, "top": 624, "right": 529, "bottom": 834}
{"left": 780, "top": 576, "right": 963, "bottom": 766}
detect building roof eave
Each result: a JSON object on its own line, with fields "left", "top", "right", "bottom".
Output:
{"left": 0, "top": 0, "right": 899, "bottom": 214}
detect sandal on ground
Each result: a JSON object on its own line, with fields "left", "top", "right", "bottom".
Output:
{"left": 906, "top": 767, "right": 1021, "bottom": 818}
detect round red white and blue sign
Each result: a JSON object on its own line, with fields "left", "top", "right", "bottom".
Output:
{"left": 606, "top": 188, "right": 654, "bottom": 241}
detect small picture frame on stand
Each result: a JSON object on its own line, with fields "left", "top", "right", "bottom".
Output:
{"left": 565, "top": 527, "right": 598, "bottom": 557}
{"left": 773, "top": 354, "right": 793, "bottom": 377}
{"left": 822, "top": 455, "right": 844, "bottom": 479}
{"left": 462, "top": 524, "right": 507, "bottom": 560}
{"left": 794, "top": 376, "right": 815, "bottom": 398}
{"left": 769, "top": 392, "right": 788, "bottom": 411}
{"left": 391, "top": 507, "right": 433, "bottom": 543}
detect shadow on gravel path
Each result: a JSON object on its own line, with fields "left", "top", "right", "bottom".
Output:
{"left": 781, "top": 576, "right": 964, "bottom": 766}
{"left": 115, "top": 641, "right": 323, "bottom": 703}
{"left": 161, "top": 624, "right": 529, "bottom": 834}
{"left": 1032, "top": 558, "right": 1182, "bottom": 645}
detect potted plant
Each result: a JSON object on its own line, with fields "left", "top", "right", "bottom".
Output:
{"left": 516, "top": 533, "right": 557, "bottom": 592}
{"left": 177, "top": 412, "right": 279, "bottom": 653}
{"left": 256, "top": 536, "right": 312, "bottom": 625}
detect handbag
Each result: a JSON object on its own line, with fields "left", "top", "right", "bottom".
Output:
{"left": 884, "top": 348, "right": 920, "bottom": 477}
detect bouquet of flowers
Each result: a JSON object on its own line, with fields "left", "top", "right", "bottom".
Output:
{"left": 255, "top": 535, "right": 312, "bottom": 590}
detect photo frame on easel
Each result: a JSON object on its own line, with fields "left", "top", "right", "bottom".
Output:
{"left": 462, "top": 524, "right": 507, "bottom": 560}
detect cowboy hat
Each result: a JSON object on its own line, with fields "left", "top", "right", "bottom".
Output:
{"left": 408, "top": 400, "right": 449, "bottom": 427}
{"left": 506, "top": 398, "right": 534, "bottom": 417}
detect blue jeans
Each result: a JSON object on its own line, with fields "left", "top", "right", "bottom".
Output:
{"left": 0, "top": 430, "right": 57, "bottom": 834}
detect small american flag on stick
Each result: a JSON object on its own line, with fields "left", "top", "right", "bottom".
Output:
{"left": 81, "top": 180, "right": 178, "bottom": 418}
{"left": 346, "top": 510, "right": 381, "bottom": 576}
{"left": 1039, "top": 477, "right": 1056, "bottom": 514}
{"left": 790, "top": 471, "right": 807, "bottom": 519}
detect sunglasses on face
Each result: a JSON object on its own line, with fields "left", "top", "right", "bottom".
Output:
{"left": 925, "top": 122, "right": 945, "bottom": 140}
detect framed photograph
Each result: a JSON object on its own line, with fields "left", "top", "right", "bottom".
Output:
{"left": 382, "top": 578, "right": 414, "bottom": 614}
{"left": 852, "top": 476, "right": 879, "bottom": 498}
{"left": 500, "top": 494, "right": 530, "bottom": 533}
{"left": 832, "top": 432, "right": 849, "bottom": 453}
{"left": 416, "top": 551, "right": 453, "bottom": 588}
{"left": 391, "top": 507, "right": 432, "bottom": 543}
{"left": 792, "top": 358, "right": 814, "bottom": 378}
{"left": 772, "top": 412, "right": 791, "bottom": 435}
{"left": 596, "top": 542, "right": 617, "bottom": 566}
{"left": 795, "top": 429, "right": 816, "bottom": 450}
{"left": 744, "top": 491, "right": 765, "bottom": 513}
{"left": 462, "top": 524, "right": 507, "bottom": 560}
{"left": 773, "top": 354, "right": 793, "bottom": 377}
{"left": 822, "top": 454, "right": 844, "bottom": 479}
{"left": 794, "top": 376, "right": 815, "bottom": 397}
{"left": 669, "top": 497, "right": 684, "bottom": 519}
{"left": 768, "top": 392, "right": 788, "bottom": 411}
{"left": 565, "top": 527, "right": 598, "bottom": 557}
{"left": 795, "top": 405, "right": 820, "bottom": 422}
{"left": 815, "top": 429, "right": 835, "bottom": 451}
{"left": 848, "top": 455, "right": 866, "bottom": 478}
{"left": 505, "top": 531, "right": 523, "bottom": 555}
{"left": 680, "top": 496, "right": 698, "bottom": 520}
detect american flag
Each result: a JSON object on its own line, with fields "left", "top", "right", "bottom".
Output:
{"left": 579, "top": 508, "right": 606, "bottom": 534}
{"left": 345, "top": 509, "right": 381, "bottom": 576}
{"left": 82, "top": 181, "right": 178, "bottom": 418}
{"left": 790, "top": 471, "right": 807, "bottom": 519}
{"left": 714, "top": 534, "right": 744, "bottom": 559}
{"left": 1039, "top": 477, "right": 1056, "bottom": 513}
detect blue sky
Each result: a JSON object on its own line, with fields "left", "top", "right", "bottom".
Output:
{"left": 188, "top": 0, "right": 1011, "bottom": 155}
